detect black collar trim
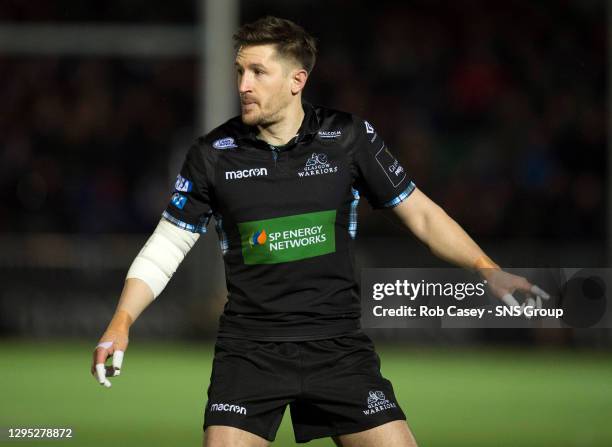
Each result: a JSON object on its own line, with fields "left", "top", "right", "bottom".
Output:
{"left": 235, "top": 102, "right": 320, "bottom": 147}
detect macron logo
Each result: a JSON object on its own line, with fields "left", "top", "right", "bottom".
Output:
{"left": 225, "top": 168, "right": 268, "bottom": 180}
{"left": 210, "top": 402, "right": 247, "bottom": 415}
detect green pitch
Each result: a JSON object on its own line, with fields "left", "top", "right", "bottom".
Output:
{"left": 1, "top": 340, "right": 611, "bottom": 446}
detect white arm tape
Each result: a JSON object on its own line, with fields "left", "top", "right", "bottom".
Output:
{"left": 126, "top": 218, "right": 200, "bottom": 298}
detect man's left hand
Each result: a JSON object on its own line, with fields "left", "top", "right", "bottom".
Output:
{"left": 481, "top": 269, "right": 550, "bottom": 317}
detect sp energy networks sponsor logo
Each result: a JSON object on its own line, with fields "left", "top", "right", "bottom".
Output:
{"left": 225, "top": 167, "right": 268, "bottom": 180}
{"left": 238, "top": 210, "right": 336, "bottom": 264}
{"left": 212, "top": 137, "right": 238, "bottom": 149}
{"left": 209, "top": 402, "right": 247, "bottom": 415}
{"left": 297, "top": 152, "right": 338, "bottom": 177}
{"left": 249, "top": 229, "right": 267, "bottom": 246}
{"left": 363, "top": 391, "right": 397, "bottom": 415}
{"left": 175, "top": 174, "right": 192, "bottom": 192}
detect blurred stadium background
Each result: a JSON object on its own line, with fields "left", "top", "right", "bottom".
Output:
{"left": 0, "top": 0, "right": 610, "bottom": 445}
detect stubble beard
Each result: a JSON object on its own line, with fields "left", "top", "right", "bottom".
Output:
{"left": 241, "top": 92, "right": 291, "bottom": 128}
{"left": 242, "top": 104, "right": 280, "bottom": 127}
{"left": 241, "top": 109, "right": 266, "bottom": 126}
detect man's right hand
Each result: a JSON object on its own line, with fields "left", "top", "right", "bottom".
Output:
{"left": 91, "top": 309, "right": 132, "bottom": 388}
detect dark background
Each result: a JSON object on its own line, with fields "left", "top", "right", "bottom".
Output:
{"left": 0, "top": 0, "right": 608, "bottom": 344}
{"left": 0, "top": 2, "right": 610, "bottom": 446}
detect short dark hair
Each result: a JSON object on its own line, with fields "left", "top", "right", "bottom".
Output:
{"left": 233, "top": 16, "right": 317, "bottom": 73}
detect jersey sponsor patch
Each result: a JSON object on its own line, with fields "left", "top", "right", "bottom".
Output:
{"left": 171, "top": 192, "right": 187, "bottom": 209}
{"left": 375, "top": 145, "right": 406, "bottom": 187}
{"left": 318, "top": 130, "right": 342, "bottom": 139}
{"left": 212, "top": 137, "right": 238, "bottom": 150}
{"left": 175, "top": 174, "right": 193, "bottom": 192}
{"left": 238, "top": 210, "right": 336, "bottom": 264}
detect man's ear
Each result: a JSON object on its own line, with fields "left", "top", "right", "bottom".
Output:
{"left": 290, "top": 68, "right": 308, "bottom": 95}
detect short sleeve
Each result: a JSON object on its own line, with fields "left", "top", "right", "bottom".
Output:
{"left": 351, "top": 117, "right": 416, "bottom": 209}
{"left": 162, "top": 142, "right": 214, "bottom": 233}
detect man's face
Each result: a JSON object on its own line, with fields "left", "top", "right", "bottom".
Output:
{"left": 235, "top": 44, "right": 296, "bottom": 126}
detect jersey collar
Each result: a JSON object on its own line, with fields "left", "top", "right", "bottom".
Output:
{"left": 236, "top": 102, "right": 320, "bottom": 150}
{"left": 296, "top": 101, "right": 320, "bottom": 142}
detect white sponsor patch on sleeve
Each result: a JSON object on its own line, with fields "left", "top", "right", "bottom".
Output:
{"left": 375, "top": 145, "right": 406, "bottom": 187}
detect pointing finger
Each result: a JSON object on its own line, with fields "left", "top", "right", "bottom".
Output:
{"left": 112, "top": 350, "right": 124, "bottom": 375}
{"left": 501, "top": 293, "right": 520, "bottom": 307}
{"left": 531, "top": 285, "right": 550, "bottom": 300}
{"left": 94, "top": 347, "right": 109, "bottom": 366}
{"left": 95, "top": 363, "right": 112, "bottom": 388}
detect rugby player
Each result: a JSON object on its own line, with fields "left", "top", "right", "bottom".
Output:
{"left": 91, "top": 16, "right": 549, "bottom": 447}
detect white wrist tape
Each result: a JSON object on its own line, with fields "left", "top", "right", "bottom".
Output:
{"left": 126, "top": 218, "right": 200, "bottom": 298}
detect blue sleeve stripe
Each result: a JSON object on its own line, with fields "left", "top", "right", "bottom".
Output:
{"left": 214, "top": 214, "right": 229, "bottom": 255}
{"left": 381, "top": 181, "right": 416, "bottom": 208}
{"left": 161, "top": 210, "right": 209, "bottom": 234}
{"left": 349, "top": 187, "right": 360, "bottom": 239}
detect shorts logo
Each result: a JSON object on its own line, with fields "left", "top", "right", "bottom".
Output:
{"left": 175, "top": 174, "right": 193, "bottom": 192}
{"left": 209, "top": 402, "right": 247, "bottom": 415}
{"left": 171, "top": 193, "right": 187, "bottom": 210}
{"left": 225, "top": 168, "right": 268, "bottom": 180}
{"left": 364, "top": 121, "right": 375, "bottom": 134}
{"left": 363, "top": 390, "right": 397, "bottom": 415}
{"left": 213, "top": 137, "right": 238, "bottom": 150}
{"left": 375, "top": 145, "right": 406, "bottom": 187}
{"left": 238, "top": 210, "right": 336, "bottom": 265}
{"left": 297, "top": 152, "right": 338, "bottom": 177}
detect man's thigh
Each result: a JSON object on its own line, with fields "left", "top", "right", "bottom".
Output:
{"left": 332, "top": 420, "right": 418, "bottom": 447}
{"left": 204, "top": 425, "right": 270, "bottom": 447}
{"left": 203, "top": 338, "right": 297, "bottom": 442}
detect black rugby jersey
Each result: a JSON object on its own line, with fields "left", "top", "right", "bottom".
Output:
{"left": 163, "top": 103, "right": 415, "bottom": 341}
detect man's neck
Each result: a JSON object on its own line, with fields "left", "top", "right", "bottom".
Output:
{"left": 257, "top": 101, "right": 305, "bottom": 146}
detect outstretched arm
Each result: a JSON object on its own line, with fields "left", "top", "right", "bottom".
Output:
{"left": 386, "top": 187, "right": 548, "bottom": 306}
{"left": 386, "top": 187, "right": 494, "bottom": 271}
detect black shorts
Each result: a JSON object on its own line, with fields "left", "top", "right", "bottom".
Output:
{"left": 203, "top": 331, "right": 407, "bottom": 443}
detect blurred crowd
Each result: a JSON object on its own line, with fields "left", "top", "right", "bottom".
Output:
{"left": 0, "top": 0, "right": 194, "bottom": 23}
{"left": 0, "top": 0, "right": 605, "bottom": 240}
{"left": 0, "top": 57, "right": 196, "bottom": 232}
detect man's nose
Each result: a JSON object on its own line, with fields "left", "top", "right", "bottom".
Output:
{"left": 238, "top": 74, "right": 251, "bottom": 93}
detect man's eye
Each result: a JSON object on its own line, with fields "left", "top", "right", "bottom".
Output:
{"left": 254, "top": 70, "right": 264, "bottom": 75}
